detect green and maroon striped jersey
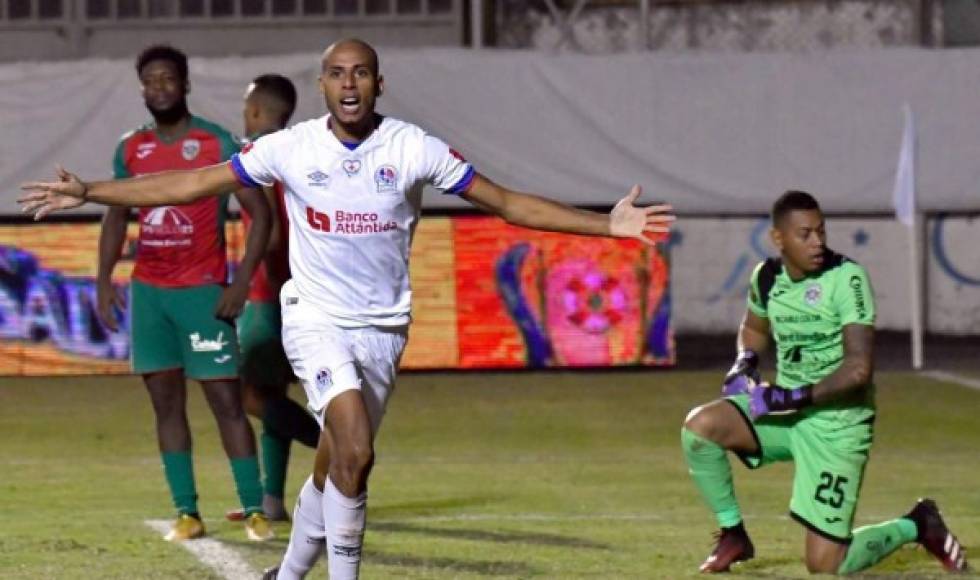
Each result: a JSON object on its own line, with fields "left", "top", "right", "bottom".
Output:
{"left": 113, "top": 115, "right": 240, "bottom": 287}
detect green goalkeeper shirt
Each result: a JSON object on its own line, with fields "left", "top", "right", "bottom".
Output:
{"left": 747, "top": 249, "right": 876, "bottom": 431}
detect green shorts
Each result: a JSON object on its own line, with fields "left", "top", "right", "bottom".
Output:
{"left": 130, "top": 280, "right": 240, "bottom": 380}
{"left": 238, "top": 301, "right": 293, "bottom": 388}
{"left": 726, "top": 394, "right": 874, "bottom": 544}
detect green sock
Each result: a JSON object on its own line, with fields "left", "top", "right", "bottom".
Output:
{"left": 161, "top": 450, "right": 198, "bottom": 516}
{"left": 259, "top": 430, "right": 290, "bottom": 499}
{"left": 681, "top": 427, "right": 742, "bottom": 528}
{"left": 837, "top": 517, "right": 918, "bottom": 574}
{"left": 230, "top": 456, "right": 264, "bottom": 516}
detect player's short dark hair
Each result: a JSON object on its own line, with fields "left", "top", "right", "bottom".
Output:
{"left": 136, "top": 45, "right": 188, "bottom": 81}
{"left": 772, "top": 190, "right": 821, "bottom": 226}
{"left": 250, "top": 74, "right": 298, "bottom": 125}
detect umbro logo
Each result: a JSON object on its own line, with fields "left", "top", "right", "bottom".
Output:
{"left": 307, "top": 170, "right": 330, "bottom": 186}
{"left": 332, "top": 544, "right": 361, "bottom": 558}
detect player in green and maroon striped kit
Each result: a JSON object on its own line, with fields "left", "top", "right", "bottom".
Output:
{"left": 98, "top": 45, "right": 274, "bottom": 542}
{"left": 227, "top": 74, "right": 320, "bottom": 523}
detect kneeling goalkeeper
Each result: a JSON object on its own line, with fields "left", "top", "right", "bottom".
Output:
{"left": 681, "top": 190, "right": 968, "bottom": 575}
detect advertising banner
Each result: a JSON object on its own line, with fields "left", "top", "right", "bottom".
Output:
{"left": 0, "top": 217, "right": 673, "bottom": 375}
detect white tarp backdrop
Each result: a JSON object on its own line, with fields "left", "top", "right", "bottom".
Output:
{"left": 2, "top": 48, "right": 979, "bottom": 334}
{"left": 670, "top": 216, "right": 980, "bottom": 334}
{"left": 2, "top": 47, "right": 980, "bottom": 214}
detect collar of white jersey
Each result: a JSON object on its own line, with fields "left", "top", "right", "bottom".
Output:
{"left": 323, "top": 114, "right": 386, "bottom": 153}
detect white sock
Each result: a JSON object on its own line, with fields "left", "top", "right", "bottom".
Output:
{"left": 323, "top": 476, "right": 367, "bottom": 580}
{"left": 276, "top": 476, "right": 325, "bottom": 580}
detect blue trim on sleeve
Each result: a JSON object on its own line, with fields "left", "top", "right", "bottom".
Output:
{"left": 444, "top": 165, "right": 475, "bottom": 196}
{"left": 230, "top": 153, "right": 261, "bottom": 188}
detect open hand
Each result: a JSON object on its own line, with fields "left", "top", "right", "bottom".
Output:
{"left": 19, "top": 165, "right": 88, "bottom": 220}
{"left": 609, "top": 185, "right": 674, "bottom": 246}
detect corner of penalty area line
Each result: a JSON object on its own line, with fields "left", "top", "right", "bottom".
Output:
{"left": 144, "top": 519, "right": 261, "bottom": 580}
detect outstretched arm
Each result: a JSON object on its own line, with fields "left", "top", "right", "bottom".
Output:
{"left": 460, "top": 173, "right": 673, "bottom": 245}
{"left": 20, "top": 163, "right": 240, "bottom": 219}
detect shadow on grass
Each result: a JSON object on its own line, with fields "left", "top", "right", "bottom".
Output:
{"left": 368, "top": 549, "right": 535, "bottom": 576}
{"left": 729, "top": 555, "right": 804, "bottom": 577}
{"left": 371, "top": 521, "right": 609, "bottom": 549}
{"left": 726, "top": 549, "right": 961, "bottom": 578}
{"left": 218, "top": 540, "right": 534, "bottom": 577}
{"left": 370, "top": 495, "right": 502, "bottom": 519}
{"left": 37, "top": 538, "right": 108, "bottom": 555}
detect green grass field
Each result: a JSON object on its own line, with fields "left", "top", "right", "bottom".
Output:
{"left": 1, "top": 371, "right": 978, "bottom": 579}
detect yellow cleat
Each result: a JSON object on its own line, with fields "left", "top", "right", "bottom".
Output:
{"left": 164, "top": 513, "right": 206, "bottom": 542}
{"left": 245, "top": 512, "right": 275, "bottom": 542}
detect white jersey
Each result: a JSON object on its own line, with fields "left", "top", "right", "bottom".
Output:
{"left": 231, "top": 115, "right": 474, "bottom": 327}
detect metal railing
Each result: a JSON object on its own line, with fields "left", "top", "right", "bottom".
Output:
{"left": 1, "top": 0, "right": 71, "bottom": 26}
{"left": 489, "top": 0, "right": 940, "bottom": 51}
{"left": 0, "top": 0, "right": 456, "bottom": 27}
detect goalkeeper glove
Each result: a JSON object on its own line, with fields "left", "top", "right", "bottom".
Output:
{"left": 721, "top": 350, "right": 760, "bottom": 397}
{"left": 749, "top": 383, "right": 813, "bottom": 419}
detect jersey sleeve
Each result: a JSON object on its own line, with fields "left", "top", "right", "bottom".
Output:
{"left": 112, "top": 139, "right": 131, "bottom": 179}
{"left": 746, "top": 261, "right": 768, "bottom": 318}
{"left": 230, "top": 130, "right": 286, "bottom": 189}
{"left": 835, "top": 261, "right": 876, "bottom": 326}
{"left": 419, "top": 134, "right": 475, "bottom": 195}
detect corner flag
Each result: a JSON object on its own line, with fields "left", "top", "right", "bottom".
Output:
{"left": 892, "top": 103, "right": 923, "bottom": 369}
{"left": 892, "top": 104, "right": 916, "bottom": 227}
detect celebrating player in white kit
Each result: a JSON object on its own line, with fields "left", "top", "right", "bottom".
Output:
{"left": 21, "top": 39, "right": 675, "bottom": 580}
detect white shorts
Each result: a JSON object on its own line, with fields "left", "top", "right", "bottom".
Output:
{"left": 280, "top": 281, "right": 408, "bottom": 436}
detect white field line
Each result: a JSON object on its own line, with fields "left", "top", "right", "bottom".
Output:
{"left": 144, "top": 520, "right": 259, "bottom": 580}
{"left": 921, "top": 370, "right": 980, "bottom": 392}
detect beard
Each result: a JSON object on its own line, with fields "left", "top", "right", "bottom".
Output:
{"left": 148, "top": 98, "right": 189, "bottom": 126}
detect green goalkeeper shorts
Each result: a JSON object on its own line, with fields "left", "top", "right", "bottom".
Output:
{"left": 725, "top": 393, "right": 874, "bottom": 544}
{"left": 130, "top": 280, "right": 240, "bottom": 380}
{"left": 237, "top": 300, "right": 293, "bottom": 388}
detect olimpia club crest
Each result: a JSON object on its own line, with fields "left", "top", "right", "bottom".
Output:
{"left": 181, "top": 138, "right": 201, "bottom": 161}
{"left": 374, "top": 164, "right": 398, "bottom": 193}
{"left": 315, "top": 367, "right": 332, "bottom": 390}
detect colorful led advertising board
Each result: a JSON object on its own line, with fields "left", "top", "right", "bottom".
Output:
{"left": 0, "top": 217, "right": 672, "bottom": 374}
